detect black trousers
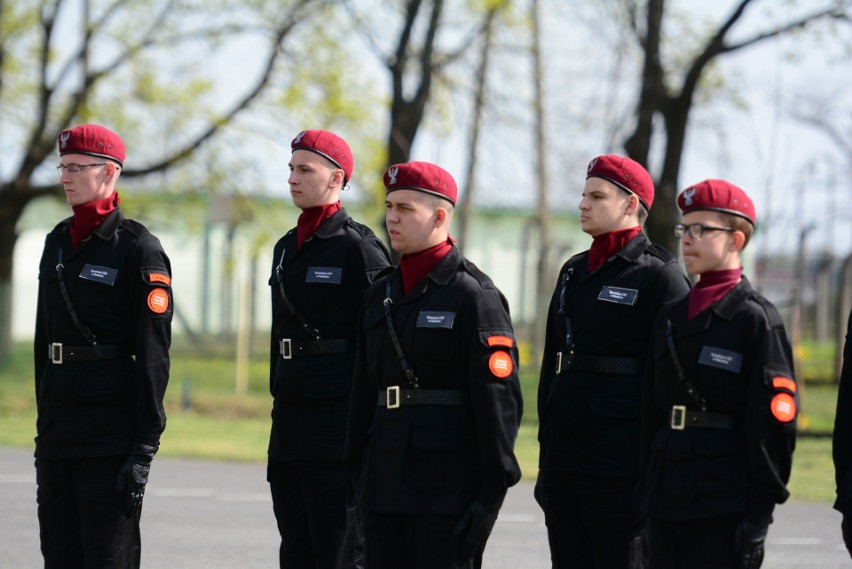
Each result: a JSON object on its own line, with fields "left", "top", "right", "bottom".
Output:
{"left": 268, "top": 460, "right": 355, "bottom": 569}
{"left": 36, "top": 456, "right": 141, "bottom": 569}
{"left": 535, "top": 471, "right": 645, "bottom": 569}
{"left": 648, "top": 514, "right": 741, "bottom": 569}
{"left": 363, "top": 511, "right": 482, "bottom": 569}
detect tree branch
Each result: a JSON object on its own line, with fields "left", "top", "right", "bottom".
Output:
{"left": 122, "top": 0, "right": 318, "bottom": 177}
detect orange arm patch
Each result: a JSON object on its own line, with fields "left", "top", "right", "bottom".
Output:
{"left": 487, "top": 335, "right": 514, "bottom": 348}
{"left": 488, "top": 351, "right": 514, "bottom": 379}
{"left": 772, "top": 376, "right": 796, "bottom": 393}
{"left": 770, "top": 393, "right": 796, "bottom": 423}
{"left": 149, "top": 273, "right": 171, "bottom": 286}
{"left": 147, "top": 288, "right": 170, "bottom": 314}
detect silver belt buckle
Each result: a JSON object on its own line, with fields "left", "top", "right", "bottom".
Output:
{"left": 49, "top": 342, "right": 63, "bottom": 364}
{"left": 671, "top": 405, "right": 686, "bottom": 430}
{"left": 555, "top": 352, "right": 562, "bottom": 374}
{"left": 279, "top": 339, "right": 292, "bottom": 360}
{"left": 386, "top": 386, "right": 400, "bottom": 409}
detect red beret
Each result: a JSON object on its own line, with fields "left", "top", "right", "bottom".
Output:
{"left": 677, "top": 179, "right": 756, "bottom": 225}
{"left": 291, "top": 129, "right": 353, "bottom": 183}
{"left": 58, "top": 124, "right": 125, "bottom": 167}
{"left": 586, "top": 154, "right": 654, "bottom": 211}
{"left": 383, "top": 161, "right": 457, "bottom": 206}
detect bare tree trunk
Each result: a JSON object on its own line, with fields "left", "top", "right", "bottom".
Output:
{"left": 531, "top": 0, "right": 551, "bottom": 363}
{"left": 457, "top": 5, "right": 500, "bottom": 249}
{"left": 0, "top": 189, "right": 27, "bottom": 363}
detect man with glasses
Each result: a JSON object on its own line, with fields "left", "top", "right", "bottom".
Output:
{"left": 267, "top": 130, "right": 390, "bottom": 569}
{"left": 536, "top": 155, "right": 690, "bottom": 569}
{"left": 639, "top": 179, "right": 797, "bottom": 569}
{"left": 34, "top": 124, "right": 172, "bottom": 568}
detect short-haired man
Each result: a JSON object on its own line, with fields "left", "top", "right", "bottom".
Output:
{"left": 639, "top": 179, "right": 797, "bottom": 568}
{"left": 267, "top": 130, "right": 391, "bottom": 568}
{"left": 345, "top": 161, "right": 523, "bottom": 568}
{"left": 536, "top": 155, "right": 690, "bottom": 568}
{"left": 34, "top": 124, "right": 172, "bottom": 568}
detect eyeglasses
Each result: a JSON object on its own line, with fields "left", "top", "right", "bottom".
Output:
{"left": 674, "top": 223, "right": 735, "bottom": 239}
{"left": 56, "top": 162, "right": 108, "bottom": 174}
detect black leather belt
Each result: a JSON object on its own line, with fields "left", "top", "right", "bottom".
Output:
{"left": 555, "top": 353, "right": 643, "bottom": 375}
{"left": 669, "top": 405, "right": 736, "bottom": 430}
{"left": 279, "top": 338, "right": 352, "bottom": 359}
{"left": 377, "top": 387, "right": 466, "bottom": 409}
{"left": 48, "top": 343, "right": 130, "bottom": 365}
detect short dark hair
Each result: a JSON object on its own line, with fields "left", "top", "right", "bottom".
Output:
{"left": 719, "top": 212, "right": 754, "bottom": 249}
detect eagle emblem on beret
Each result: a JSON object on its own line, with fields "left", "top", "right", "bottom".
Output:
{"left": 59, "top": 131, "right": 71, "bottom": 148}
{"left": 587, "top": 157, "right": 598, "bottom": 174}
{"left": 388, "top": 166, "right": 399, "bottom": 185}
{"left": 293, "top": 130, "right": 306, "bottom": 144}
{"left": 683, "top": 187, "right": 696, "bottom": 206}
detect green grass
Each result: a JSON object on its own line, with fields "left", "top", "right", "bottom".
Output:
{"left": 0, "top": 340, "right": 840, "bottom": 502}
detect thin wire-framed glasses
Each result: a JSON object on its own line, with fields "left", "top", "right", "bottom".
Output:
{"left": 674, "top": 223, "right": 735, "bottom": 239}
{"left": 56, "top": 163, "right": 108, "bottom": 174}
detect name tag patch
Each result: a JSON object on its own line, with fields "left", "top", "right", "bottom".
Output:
{"left": 416, "top": 311, "right": 456, "bottom": 329}
{"left": 698, "top": 346, "right": 743, "bottom": 373}
{"left": 306, "top": 267, "right": 342, "bottom": 284}
{"left": 79, "top": 264, "right": 118, "bottom": 286}
{"left": 597, "top": 286, "right": 638, "bottom": 306}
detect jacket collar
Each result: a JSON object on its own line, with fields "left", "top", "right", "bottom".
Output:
{"left": 90, "top": 207, "right": 124, "bottom": 241}
{"left": 312, "top": 207, "right": 350, "bottom": 240}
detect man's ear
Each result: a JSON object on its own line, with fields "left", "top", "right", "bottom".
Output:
{"left": 329, "top": 168, "right": 344, "bottom": 188}
{"left": 731, "top": 230, "right": 746, "bottom": 252}
{"left": 434, "top": 206, "right": 448, "bottom": 228}
{"left": 625, "top": 193, "right": 640, "bottom": 216}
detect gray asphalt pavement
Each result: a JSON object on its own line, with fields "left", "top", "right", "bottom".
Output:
{"left": 1, "top": 446, "right": 848, "bottom": 568}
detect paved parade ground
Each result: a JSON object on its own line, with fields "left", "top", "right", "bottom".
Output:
{"left": 1, "top": 446, "right": 849, "bottom": 568}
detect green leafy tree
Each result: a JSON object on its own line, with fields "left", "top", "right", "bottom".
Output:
{"left": 0, "top": 0, "right": 328, "bottom": 363}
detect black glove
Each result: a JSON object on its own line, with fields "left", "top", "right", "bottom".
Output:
{"left": 842, "top": 515, "right": 852, "bottom": 559}
{"left": 734, "top": 517, "right": 770, "bottom": 569}
{"left": 452, "top": 502, "right": 499, "bottom": 561}
{"left": 115, "top": 444, "right": 157, "bottom": 514}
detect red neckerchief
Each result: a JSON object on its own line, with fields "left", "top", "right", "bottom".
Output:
{"left": 297, "top": 201, "right": 341, "bottom": 249}
{"left": 70, "top": 192, "right": 119, "bottom": 250}
{"left": 400, "top": 236, "right": 455, "bottom": 294}
{"left": 588, "top": 226, "right": 642, "bottom": 271}
{"left": 688, "top": 267, "right": 743, "bottom": 320}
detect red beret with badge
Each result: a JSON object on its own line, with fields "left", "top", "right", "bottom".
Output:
{"left": 383, "top": 161, "right": 458, "bottom": 206}
{"left": 58, "top": 124, "right": 125, "bottom": 167}
{"left": 586, "top": 154, "right": 654, "bottom": 211}
{"left": 677, "top": 179, "right": 756, "bottom": 226}
{"left": 291, "top": 129, "right": 354, "bottom": 184}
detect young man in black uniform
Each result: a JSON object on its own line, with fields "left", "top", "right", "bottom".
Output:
{"left": 344, "top": 161, "right": 523, "bottom": 569}
{"left": 267, "top": 129, "right": 391, "bottom": 569}
{"left": 536, "top": 155, "right": 690, "bottom": 569}
{"left": 639, "top": 179, "right": 797, "bottom": 569}
{"left": 34, "top": 124, "right": 173, "bottom": 569}
{"left": 832, "top": 308, "right": 852, "bottom": 558}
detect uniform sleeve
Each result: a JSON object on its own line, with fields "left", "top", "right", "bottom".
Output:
{"left": 357, "top": 234, "right": 392, "bottom": 292}
{"left": 744, "top": 308, "right": 797, "bottom": 521}
{"left": 536, "top": 277, "right": 561, "bottom": 452}
{"left": 638, "top": 310, "right": 670, "bottom": 480}
{"left": 33, "top": 239, "right": 50, "bottom": 400}
{"left": 834, "top": 309, "right": 852, "bottom": 514}
{"left": 131, "top": 236, "right": 173, "bottom": 450}
{"left": 466, "top": 287, "right": 523, "bottom": 510}
{"left": 647, "top": 261, "right": 691, "bottom": 317}
{"left": 268, "top": 242, "right": 283, "bottom": 396}
{"left": 344, "top": 302, "right": 375, "bottom": 471}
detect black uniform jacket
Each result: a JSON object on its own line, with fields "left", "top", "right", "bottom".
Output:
{"left": 268, "top": 208, "right": 390, "bottom": 462}
{"left": 344, "top": 247, "right": 523, "bottom": 516}
{"left": 640, "top": 277, "right": 797, "bottom": 522}
{"left": 34, "top": 207, "right": 172, "bottom": 459}
{"left": 537, "top": 233, "right": 689, "bottom": 479}
{"left": 833, "top": 310, "right": 852, "bottom": 515}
